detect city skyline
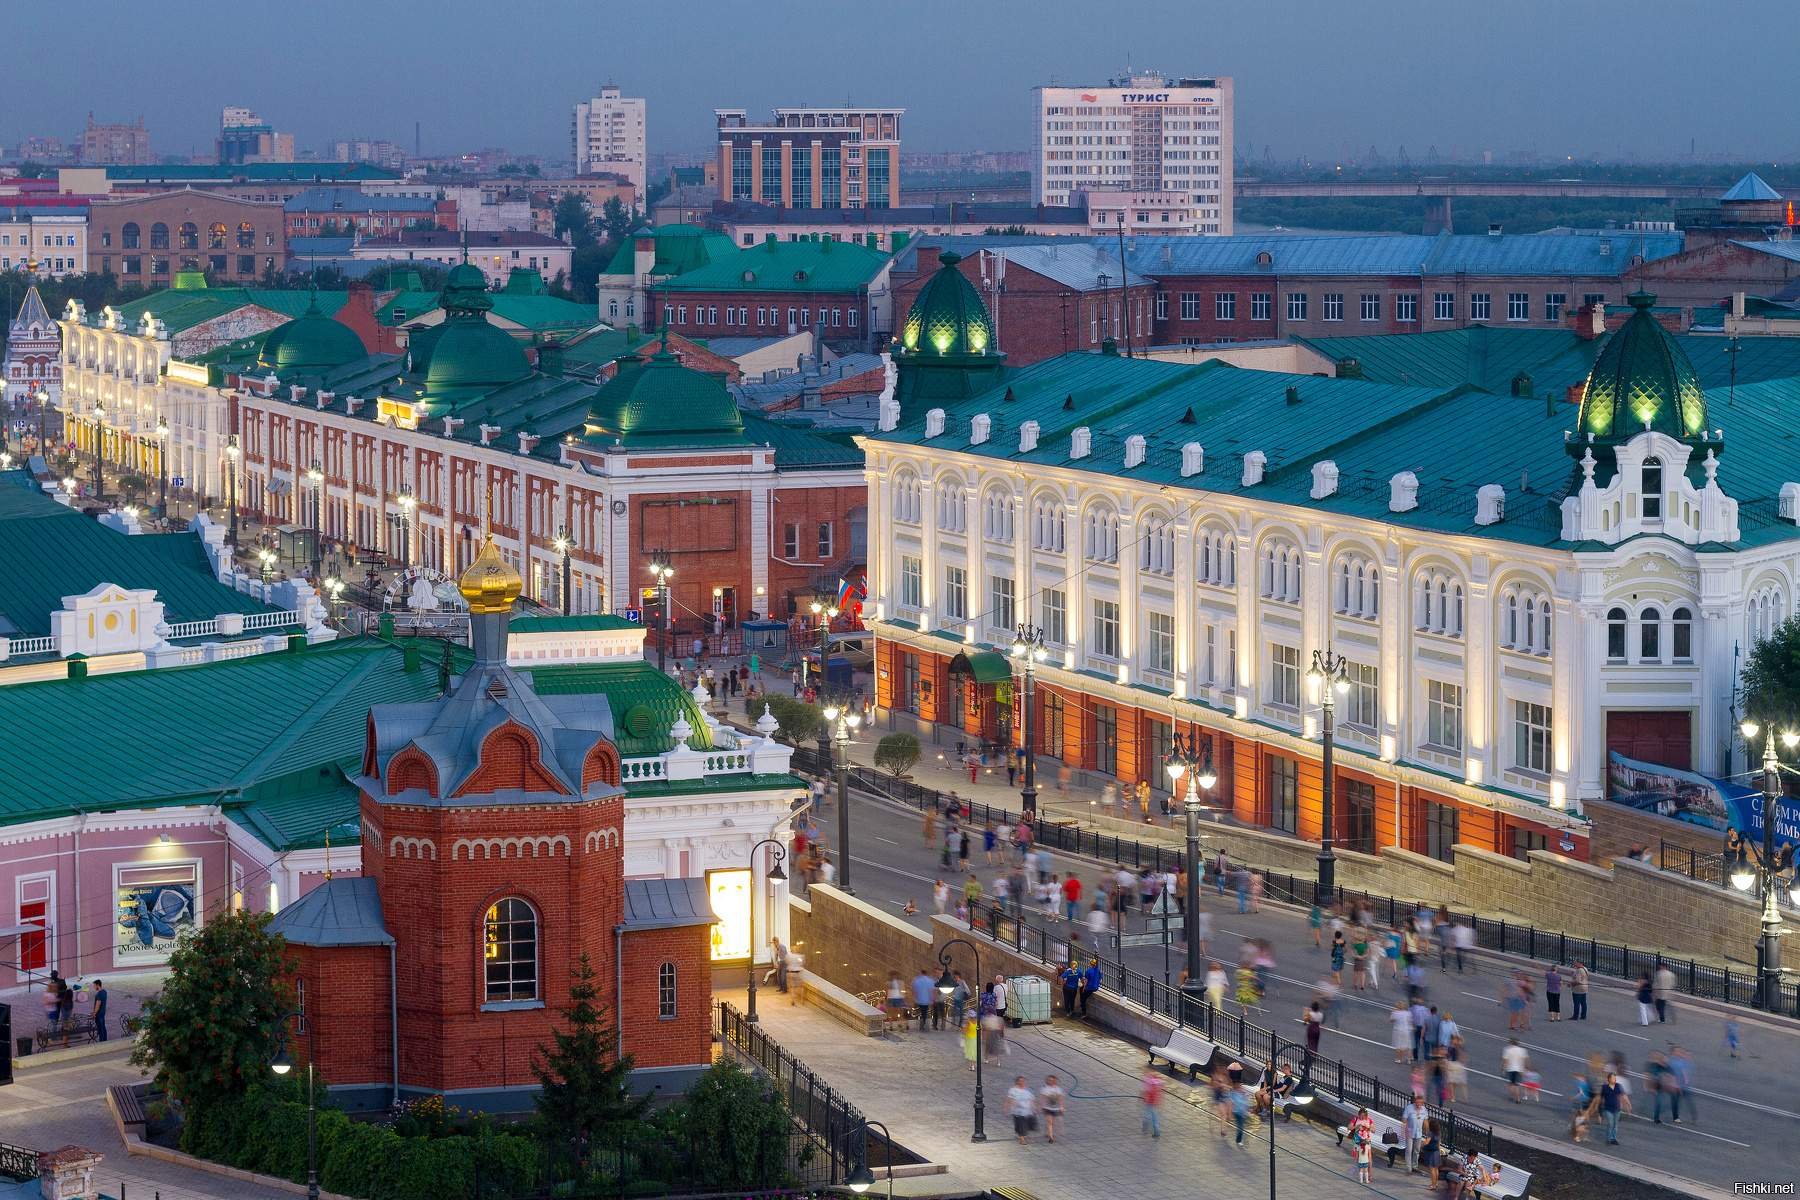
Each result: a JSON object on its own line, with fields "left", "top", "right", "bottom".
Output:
{"left": 7, "top": 0, "right": 1798, "bottom": 166}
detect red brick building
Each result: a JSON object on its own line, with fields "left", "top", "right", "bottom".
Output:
{"left": 271, "top": 541, "right": 716, "bottom": 1104}
{"left": 87, "top": 189, "right": 287, "bottom": 284}
{"left": 649, "top": 236, "right": 894, "bottom": 353}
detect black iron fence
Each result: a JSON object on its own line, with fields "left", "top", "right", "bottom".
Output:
{"left": 964, "top": 897, "right": 1494, "bottom": 1158}
{"left": 716, "top": 1001, "right": 865, "bottom": 1188}
{"left": 1659, "top": 839, "right": 1797, "bottom": 911}
{"left": 805, "top": 754, "right": 1800, "bottom": 1018}
{"left": 0, "top": 1143, "right": 34, "bottom": 1182}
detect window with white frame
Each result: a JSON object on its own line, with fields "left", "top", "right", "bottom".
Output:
{"left": 1414, "top": 568, "right": 1465, "bottom": 637}
{"left": 483, "top": 897, "right": 539, "bottom": 1003}
{"left": 1397, "top": 293, "right": 1418, "bottom": 322}
{"left": 983, "top": 489, "right": 1015, "bottom": 542}
{"left": 1513, "top": 700, "right": 1552, "bottom": 774}
{"left": 782, "top": 523, "right": 800, "bottom": 559}
{"left": 1216, "top": 292, "right": 1237, "bottom": 320}
{"left": 1544, "top": 293, "right": 1566, "bottom": 322}
{"left": 943, "top": 565, "right": 967, "bottom": 621}
{"left": 1146, "top": 610, "right": 1175, "bottom": 675}
{"left": 1198, "top": 526, "right": 1236, "bottom": 587}
{"left": 1499, "top": 585, "right": 1553, "bottom": 656}
{"left": 1640, "top": 605, "right": 1662, "bottom": 662}
{"left": 937, "top": 483, "right": 966, "bottom": 532}
{"left": 1032, "top": 498, "right": 1067, "bottom": 552}
{"left": 1344, "top": 661, "right": 1378, "bottom": 729}
{"left": 1425, "top": 680, "right": 1463, "bottom": 752}
{"left": 1140, "top": 514, "right": 1175, "bottom": 574}
{"left": 1641, "top": 457, "right": 1663, "bottom": 520}
{"left": 1251, "top": 292, "right": 1272, "bottom": 321}
{"left": 1434, "top": 292, "right": 1455, "bottom": 321}
{"left": 818, "top": 522, "right": 833, "bottom": 559}
{"left": 1155, "top": 292, "right": 1168, "bottom": 320}
{"left": 990, "top": 575, "right": 1015, "bottom": 632}
{"left": 1332, "top": 551, "right": 1380, "bottom": 619}
{"left": 1322, "top": 292, "right": 1344, "bottom": 321}
{"left": 1470, "top": 293, "right": 1491, "bottom": 321}
{"left": 1749, "top": 585, "right": 1787, "bottom": 645}
{"left": 1083, "top": 506, "right": 1120, "bottom": 563}
{"left": 658, "top": 961, "right": 678, "bottom": 1018}
{"left": 1269, "top": 643, "right": 1300, "bottom": 707}
{"left": 1091, "top": 598, "right": 1120, "bottom": 658}
{"left": 1507, "top": 292, "right": 1529, "bottom": 321}
{"left": 1180, "top": 292, "right": 1201, "bottom": 320}
{"left": 1671, "top": 606, "right": 1693, "bottom": 661}
{"left": 1286, "top": 292, "right": 1308, "bottom": 321}
{"left": 1259, "top": 538, "right": 1302, "bottom": 604}
{"left": 1041, "top": 588, "right": 1066, "bottom": 645}
{"left": 892, "top": 473, "right": 921, "bottom": 523}
{"left": 1607, "top": 606, "right": 1628, "bottom": 660}
{"left": 1360, "top": 293, "right": 1380, "bottom": 322}
{"left": 899, "top": 555, "right": 922, "bottom": 608}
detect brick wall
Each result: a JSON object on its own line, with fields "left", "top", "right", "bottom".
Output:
{"left": 785, "top": 884, "right": 933, "bottom": 999}
{"left": 620, "top": 924, "right": 713, "bottom": 1069}
{"left": 285, "top": 943, "right": 394, "bottom": 1087}
{"left": 1586, "top": 799, "right": 1723, "bottom": 867}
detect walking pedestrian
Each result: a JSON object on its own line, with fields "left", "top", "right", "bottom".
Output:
{"left": 1571, "top": 961, "right": 1589, "bottom": 1020}
{"left": 1329, "top": 928, "right": 1347, "bottom": 983}
{"left": 1635, "top": 972, "right": 1655, "bottom": 1026}
{"left": 1654, "top": 963, "right": 1676, "bottom": 1023}
{"left": 933, "top": 879, "right": 950, "bottom": 915}
{"left": 963, "top": 1012, "right": 979, "bottom": 1071}
{"left": 1647, "top": 1051, "right": 1673, "bottom": 1123}
{"left": 1038, "top": 1075, "right": 1066, "bottom": 1143}
{"left": 1140, "top": 1067, "right": 1165, "bottom": 1138}
{"left": 1303, "top": 1000, "right": 1324, "bottom": 1061}
{"left": 1309, "top": 902, "right": 1324, "bottom": 949}
{"left": 1213, "top": 848, "right": 1229, "bottom": 896}
{"left": 1061, "top": 873, "right": 1083, "bottom": 922}
{"left": 1724, "top": 1018, "right": 1740, "bottom": 1058}
{"left": 1545, "top": 964, "right": 1562, "bottom": 1021}
{"left": 1204, "top": 960, "right": 1228, "bottom": 1013}
{"left": 949, "top": 970, "right": 971, "bottom": 1028}
{"left": 1419, "top": 1119, "right": 1444, "bottom": 1187}
{"left": 1503, "top": 1038, "right": 1529, "bottom": 1103}
{"left": 912, "top": 967, "right": 940, "bottom": 1030}
{"left": 1597, "top": 1071, "right": 1630, "bottom": 1144}
{"left": 1193, "top": 908, "right": 1213, "bottom": 957}
{"left": 1668, "top": 1045, "right": 1695, "bottom": 1124}
{"left": 1229, "top": 1079, "right": 1251, "bottom": 1148}
{"left": 1234, "top": 866, "right": 1250, "bottom": 914}
{"left": 1389, "top": 1000, "right": 1413, "bottom": 1064}
{"left": 1008, "top": 1076, "right": 1037, "bottom": 1144}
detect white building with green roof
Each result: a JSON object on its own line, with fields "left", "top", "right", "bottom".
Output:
{"left": 863, "top": 256, "right": 1800, "bottom": 863}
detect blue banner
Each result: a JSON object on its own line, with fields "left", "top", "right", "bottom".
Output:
{"left": 1608, "top": 750, "right": 1799, "bottom": 850}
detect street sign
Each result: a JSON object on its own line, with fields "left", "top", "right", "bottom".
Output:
{"left": 622, "top": 607, "right": 642, "bottom": 623}
{"left": 1119, "top": 928, "right": 1181, "bottom": 947}
{"left": 172, "top": 476, "right": 186, "bottom": 488}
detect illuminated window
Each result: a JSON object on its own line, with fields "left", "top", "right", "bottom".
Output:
{"left": 483, "top": 897, "right": 538, "bottom": 1002}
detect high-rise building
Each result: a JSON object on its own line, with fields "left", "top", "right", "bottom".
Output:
{"left": 77, "top": 114, "right": 153, "bottom": 166}
{"left": 218, "top": 106, "right": 295, "bottom": 164}
{"left": 714, "top": 106, "right": 902, "bottom": 210}
{"left": 571, "top": 85, "right": 646, "bottom": 190}
{"left": 1032, "top": 72, "right": 1233, "bottom": 234}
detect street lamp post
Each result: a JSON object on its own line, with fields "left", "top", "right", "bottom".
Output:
{"left": 322, "top": 576, "right": 346, "bottom": 628}
{"left": 1009, "top": 624, "right": 1048, "bottom": 817}
{"left": 745, "top": 837, "right": 789, "bottom": 1023}
{"left": 90, "top": 400, "right": 106, "bottom": 501}
{"left": 305, "top": 462, "right": 324, "bottom": 580}
{"left": 822, "top": 704, "right": 862, "bottom": 893}
{"left": 1734, "top": 722, "right": 1800, "bottom": 1011}
{"left": 1305, "top": 646, "right": 1351, "bottom": 906}
{"left": 1259, "top": 1039, "right": 1315, "bottom": 1200}
{"left": 936, "top": 940, "right": 987, "bottom": 1142}
{"left": 552, "top": 527, "right": 574, "bottom": 614}
{"left": 1165, "top": 731, "right": 1218, "bottom": 991}
{"left": 155, "top": 416, "right": 169, "bottom": 518}
{"left": 648, "top": 552, "right": 675, "bottom": 672}
{"left": 807, "top": 599, "right": 839, "bottom": 692}
{"left": 225, "top": 435, "right": 241, "bottom": 548}
{"left": 33, "top": 387, "right": 48, "bottom": 459}
{"left": 269, "top": 1014, "right": 320, "bottom": 1200}
{"left": 395, "top": 487, "right": 416, "bottom": 568}
{"left": 258, "top": 546, "right": 277, "bottom": 603}
{"left": 843, "top": 1118, "right": 896, "bottom": 1197}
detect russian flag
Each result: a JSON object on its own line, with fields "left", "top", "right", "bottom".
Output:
{"left": 836, "top": 576, "right": 865, "bottom": 609}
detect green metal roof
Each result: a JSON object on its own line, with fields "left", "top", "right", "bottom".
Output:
{"left": 0, "top": 471, "right": 276, "bottom": 638}
{"left": 901, "top": 251, "right": 997, "bottom": 357}
{"left": 257, "top": 295, "right": 367, "bottom": 375}
{"left": 103, "top": 287, "right": 350, "bottom": 336}
{"left": 654, "top": 237, "right": 887, "bottom": 295}
{"left": 952, "top": 649, "right": 1012, "bottom": 684}
{"left": 580, "top": 344, "right": 748, "bottom": 447}
{"left": 510, "top": 613, "right": 641, "bottom": 633}
{"left": 375, "top": 290, "right": 598, "bottom": 336}
{"left": 1573, "top": 292, "right": 1711, "bottom": 448}
{"left": 742, "top": 413, "right": 864, "bottom": 469}
{"left": 524, "top": 658, "right": 712, "bottom": 757}
{"left": 601, "top": 224, "right": 739, "bottom": 278}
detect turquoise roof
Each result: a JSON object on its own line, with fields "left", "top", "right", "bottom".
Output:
{"left": 257, "top": 294, "right": 367, "bottom": 375}
{"left": 1722, "top": 172, "right": 1783, "bottom": 202}
{"left": 0, "top": 471, "right": 276, "bottom": 639}
{"left": 1118, "top": 230, "right": 1684, "bottom": 279}
{"left": 99, "top": 287, "right": 350, "bottom": 337}
{"left": 375, "top": 290, "right": 599, "bottom": 336}
{"left": 580, "top": 343, "right": 748, "bottom": 447}
{"left": 601, "top": 223, "right": 738, "bottom": 278}
{"left": 901, "top": 251, "right": 997, "bottom": 357}
{"left": 1572, "top": 292, "right": 1711, "bottom": 448}
{"left": 655, "top": 237, "right": 888, "bottom": 294}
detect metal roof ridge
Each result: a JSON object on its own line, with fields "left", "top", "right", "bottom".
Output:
{"left": 225, "top": 644, "right": 394, "bottom": 790}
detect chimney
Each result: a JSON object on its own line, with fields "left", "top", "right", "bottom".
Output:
{"left": 1575, "top": 301, "right": 1606, "bottom": 341}
{"left": 538, "top": 340, "right": 565, "bottom": 376}
{"left": 1733, "top": 291, "right": 1747, "bottom": 319}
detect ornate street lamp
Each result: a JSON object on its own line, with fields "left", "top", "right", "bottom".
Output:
{"left": 155, "top": 415, "right": 170, "bottom": 518}
{"left": 936, "top": 940, "right": 987, "bottom": 1142}
{"left": 1165, "top": 730, "right": 1217, "bottom": 991}
{"left": 822, "top": 702, "right": 863, "bottom": 893}
{"left": 305, "top": 461, "right": 324, "bottom": 580}
{"left": 1305, "top": 646, "right": 1351, "bottom": 905}
{"left": 225, "top": 435, "right": 241, "bottom": 548}
{"left": 322, "top": 576, "right": 346, "bottom": 628}
{"left": 90, "top": 400, "right": 106, "bottom": 500}
{"left": 1010, "top": 624, "right": 1049, "bottom": 817}
{"left": 808, "top": 598, "right": 839, "bottom": 692}
{"left": 552, "top": 527, "right": 575, "bottom": 614}
{"left": 257, "top": 546, "right": 277, "bottom": 603}
{"left": 394, "top": 486, "right": 416, "bottom": 568}
{"left": 1735, "top": 722, "right": 1800, "bottom": 1011}
{"left": 843, "top": 1118, "right": 896, "bottom": 1197}
{"left": 745, "top": 837, "right": 789, "bottom": 1023}
{"left": 648, "top": 552, "right": 675, "bottom": 672}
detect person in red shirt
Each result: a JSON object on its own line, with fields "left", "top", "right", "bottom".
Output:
{"left": 1060, "top": 875, "right": 1083, "bottom": 922}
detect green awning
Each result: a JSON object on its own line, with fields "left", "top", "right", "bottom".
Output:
{"left": 950, "top": 649, "right": 1012, "bottom": 685}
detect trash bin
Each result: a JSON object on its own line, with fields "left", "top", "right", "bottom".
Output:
{"left": 16, "top": 1036, "right": 31, "bottom": 1058}
{"left": 1008, "top": 974, "right": 1052, "bottom": 1026}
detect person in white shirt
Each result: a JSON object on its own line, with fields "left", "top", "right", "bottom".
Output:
{"left": 1007, "top": 1075, "right": 1038, "bottom": 1144}
{"left": 1389, "top": 1001, "right": 1414, "bottom": 1064}
{"left": 933, "top": 879, "right": 951, "bottom": 914}
{"left": 1501, "top": 1038, "right": 1530, "bottom": 1103}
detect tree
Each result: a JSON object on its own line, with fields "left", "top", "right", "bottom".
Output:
{"left": 569, "top": 243, "right": 610, "bottom": 306}
{"left": 130, "top": 910, "right": 293, "bottom": 1112}
{"left": 554, "top": 193, "right": 595, "bottom": 249}
{"left": 874, "top": 733, "right": 920, "bottom": 779}
{"left": 661, "top": 1059, "right": 799, "bottom": 1190}
{"left": 531, "top": 952, "right": 647, "bottom": 1165}
{"left": 1741, "top": 617, "right": 1800, "bottom": 728}
{"left": 16, "top": 161, "right": 53, "bottom": 179}
{"left": 761, "top": 694, "right": 822, "bottom": 746}
{"left": 598, "top": 196, "right": 635, "bottom": 246}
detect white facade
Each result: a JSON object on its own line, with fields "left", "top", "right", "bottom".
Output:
{"left": 1032, "top": 73, "right": 1234, "bottom": 234}
{"left": 0, "top": 208, "right": 87, "bottom": 276}
{"left": 572, "top": 85, "right": 647, "bottom": 192}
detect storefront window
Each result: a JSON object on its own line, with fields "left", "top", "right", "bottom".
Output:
{"left": 1267, "top": 756, "right": 1298, "bottom": 833}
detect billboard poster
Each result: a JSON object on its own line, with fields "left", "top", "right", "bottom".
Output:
{"left": 116, "top": 863, "right": 199, "bottom": 966}
{"left": 1607, "top": 750, "right": 1797, "bottom": 850}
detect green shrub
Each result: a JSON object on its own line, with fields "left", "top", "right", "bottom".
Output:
{"left": 660, "top": 1059, "right": 796, "bottom": 1190}
{"left": 874, "top": 733, "right": 920, "bottom": 778}
{"left": 761, "top": 694, "right": 822, "bottom": 745}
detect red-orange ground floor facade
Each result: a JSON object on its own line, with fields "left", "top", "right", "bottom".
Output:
{"left": 874, "top": 636, "right": 1586, "bottom": 864}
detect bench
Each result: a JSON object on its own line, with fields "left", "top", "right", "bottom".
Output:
{"left": 108, "top": 1084, "right": 147, "bottom": 1129}
{"left": 1473, "top": 1153, "right": 1531, "bottom": 1199}
{"left": 35, "top": 1016, "right": 97, "bottom": 1051}
{"left": 1146, "top": 1028, "right": 1216, "bottom": 1079}
{"left": 1334, "top": 1108, "right": 1407, "bottom": 1168}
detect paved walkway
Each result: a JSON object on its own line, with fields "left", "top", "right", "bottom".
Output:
{"left": 723, "top": 987, "right": 1421, "bottom": 1200}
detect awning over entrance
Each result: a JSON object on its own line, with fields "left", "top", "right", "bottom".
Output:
{"left": 949, "top": 649, "right": 1012, "bottom": 685}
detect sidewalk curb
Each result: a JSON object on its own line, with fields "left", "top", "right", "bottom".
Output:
{"left": 17, "top": 1035, "right": 138, "bottom": 1071}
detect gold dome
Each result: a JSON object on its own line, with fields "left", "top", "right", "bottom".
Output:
{"left": 459, "top": 536, "right": 522, "bottom": 615}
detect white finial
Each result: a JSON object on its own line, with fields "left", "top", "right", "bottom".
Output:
{"left": 670, "top": 713, "right": 693, "bottom": 746}
{"left": 1704, "top": 449, "right": 1719, "bottom": 485}
{"left": 1580, "top": 448, "right": 1597, "bottom": 484}
{"left": 755, "top": 702, "right": 780, "bottom": 736}
{"left": 691, "top": 680, "right": 712, "bottom": 707}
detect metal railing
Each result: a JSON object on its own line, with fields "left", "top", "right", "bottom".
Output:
{"left": 0, "top": 1142, "right": 35, "bottom": 1182}
{"left": 716, "top": 1001, "right": 864, "bottom": 1187}
{"left": 964, "top": 897, "right": 1493, "bottom": 1156}
{"left": 1659, "top": 838, "right": 1797, "bottom": 912}
{"left": 813, "top": 755, "right": 1800, "bottom": 1019}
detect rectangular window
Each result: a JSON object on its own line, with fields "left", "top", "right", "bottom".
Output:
{"left": 1426, "top": 680, "right": 1463, "bottom": 752}
{"left": 1146, "top": 610, "right": 1175, "bottom": 674}
{"left": 1179, "top": 292, "right": 1201, "bottom": 320}
{"left": 1396, "top": 293, "right": 1418, "bottom": 323}
{"left": 1514, "top": 700, "right": 1552, "bottom": 774}
{"left": 1155, "top": 292, "right": 1168, "bottom": 320}
{"left": 1507, "top": 292, "right": 1530, "bottom": 321}
{"left": 943, "top": 565, "right": 967, "bottom": 620}
{"left": 1041, "top": 588, "right": 1067, "bottom": 645}
{"left": 1094, "top": 704, "right": 1118, "bottom": 775}
{"left": 1359, "top": 293, "right": 1380, "bottom": 322}
{"left": 1323, "top": 293, "right": 1344, "bottom": 322}
{"left": 1583, "top": 292, "right": 1605, "bottom": 310}
{"left": 1043, "top": 691, "right": 1066, "bottom": 757}
{"left": 897, "top": 651, "right": 920, "bottom": 712}
{"left": 1092, "top": 598, "right": 1120, "bottom": 659}
{"left": 1469, "top": 293, "right": 1491, "bottom": 321}
{"left": 1424, "top": 800, "right": 1459, "bottom": 863}
{"left": 1511, "top": 828, "right": 1549, "bottom": 862}
{"left": 1215, "top": 292, "right": 1237, "bottom": 321}
{"left": 1434, "top": 292, "right": 1455, "bottom": 321}
{"left": 817, "top": 522, "right": 833, "bottom": 559}
{"left": 1269, "top": 643, "right": 1300, "bottom": 707}
{"left": 899, "top": 555, "right": 922, "bottom": 608}
{"left": 1342, "top": 778, "right": 1376, "bottom": 854}
{"left": 1251, "top": 292, "right": 1272, "bottom": 321}
{"left": 989, "top": 575, "right": 1014, "bottom": 631}
{"left": 1286, "top": 292, "right": 1308, "bottom": 321}
{"left": 782, "top": 523, "right": 799, "bottom": 558}
{"left": 1146, "top": 719, "right": 1173, "bottom": 780}
{"left": 1267, "top": 755, "right": 1298, "bottom": 834}
{"left": 1544, "top": 293, "right": 1566, "bottom": 322}
{"left": 1344, "top": 661, "right": 1379, "bottom": 729}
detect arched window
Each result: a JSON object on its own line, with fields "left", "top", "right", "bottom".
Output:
{"left": 236, "top": 220, "right": 255, "bottom": 249}
{"left": 1032, "top": 498, "right": 1065, "bottom": 552}
{"left": 1198, "top": 526, "right": 1235, "bottom": 587}
{"left": 178, "top": 222, "right": 200, "bottom": 251}
{"left": 1640, "top": 607, "right": 1662, "bottom": 662}
{"left": 149, "top": 222, "right": 170, "bottom": 250}
{"left": 658, "top": 961, "right": 678, "bottom": 1018}
{"left": 482, "top": 897, "right": 538, "bottom": 1002}
{"left": 937, "top": 481, "right": 966, "bottom": 532}
{"left": 983, "top": 489, "right": 1015, "bottom": 543}
{"left": 1414, "top": 568, "right": 1464, "bottom": 637}
{"left": 1671, "top": 606, "right": 1693, "bottom": 661}
{"left": 1084, "top": 506, "right": 1119, "bottom": 563}
{"left": 208, "top": 222, "right": 228, "bottom": 249}
{"left": 1642, "top": 457, "right": 1663, "bottom": 520}
{"left": 1538, "top": 598, "right": 1553, "bottom": 654}
{"left": 1607, "top": 607, "right": 1628, "bottom": 661}
{"left": 121, "top": 222, "right": 141, "bottom": 249}
{"left": 1332, "top": 551, "right": 1378, "bottom": 619}
{"left": 1260, "top": 538, "right": 1301, "bottom": 603}
{"left": 891, "top": 472, "right": 920, "bottom": 524}
{"left": 1140, "top": 514, "right": 1174, "bottom": 574}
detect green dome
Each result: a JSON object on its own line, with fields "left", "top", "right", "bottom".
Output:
{"left": 1572, "top": 292, "right": 1710, "bottom": 452}
{"left": 404, "top": 265, "right": 529, "bottom": 402}
{"left": 591, "top": 343, "right": 746, "bottom": 446}
{"left": 901, "top": 251, "right": 997, "bottom": 358}
{"left": 258, "top": 296, "right": 366, "bottom": 375}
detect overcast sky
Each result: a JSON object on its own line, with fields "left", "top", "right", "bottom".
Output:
{"left": 9, "top": 0, "right": 1793, "bottom": 164}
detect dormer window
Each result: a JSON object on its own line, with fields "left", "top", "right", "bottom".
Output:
{"left": 1642, "top": 457, "right": 1663, "bottom": 519}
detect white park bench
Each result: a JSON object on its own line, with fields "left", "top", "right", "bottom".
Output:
{"left": 1473, "top": 1153, "right": 1532, "bottom": 1199}
{"left": 1146, "top": 1028, "right": 1217, "bottom": 1079}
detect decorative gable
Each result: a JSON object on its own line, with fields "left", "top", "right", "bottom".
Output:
{"left": 1180, "top": 442, "right": 1204, "bottom": 477}
{"left": 1123, "top": 434, "right": 1145, "bottom": 468}
{"left": 970, "top": 413, "right": 991, "bottom": 445}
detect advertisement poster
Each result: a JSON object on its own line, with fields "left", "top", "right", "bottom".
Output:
{"left": 1606, "top": 751, "right": 1797, "bottom": 850}
{"left": 116, "top": 863, "right": 199, "bottom": 966}
{"left": 707, "top": 867, "right": 751, "bottom": 962}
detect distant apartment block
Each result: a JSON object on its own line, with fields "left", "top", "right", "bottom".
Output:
{"left": 715, "top": 106, "right": 901, "bottom": 210}
{"left": 572, "top": 85, "right": 646, "bottom": 191}
{"left": 78, "top": 114, "right": 153, "bottom": 165}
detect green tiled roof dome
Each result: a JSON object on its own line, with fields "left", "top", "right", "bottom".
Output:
{"left": 591, "top": 342, "right": 746, "bottom": 446}
{"left": 901, "top": 252, "right": 997, "bottom": 358}
{"left": 1573, "top": 292, "right": 1709, "bottom": 450}
{"left": 257, "top": 294, "right": 366, "bottom": 375}
{"left": 405, "top": 264, "right": 530, "bottom": 401}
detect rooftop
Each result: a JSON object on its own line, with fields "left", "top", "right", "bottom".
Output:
{"left": 80, "top": 284, "right": 350, "bottom": 336}
{"left": 654, "top": 237, "right": 889, "bottom": 294}
{"left": 1721, "top": 172, "right": 1784, "bottom": 202}
{"left": 102, "top": 163, "right": 399, "bottom": 183}
{"left": 601, "top": 223, "right": 738, "bottom": 278}
{"left": 359, "top": 229, "right": 566, "bottom": 249}
{"left": 284, "top": 186, "right": 440, "bottom": 213}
